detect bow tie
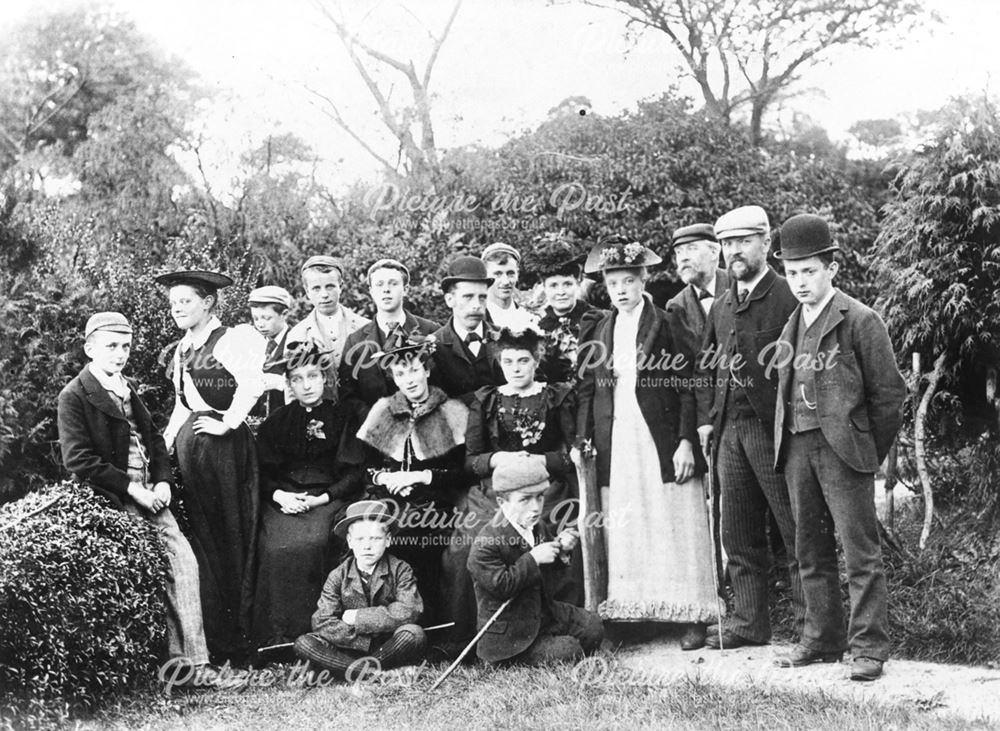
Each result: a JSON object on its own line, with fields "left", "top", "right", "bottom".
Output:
{"left": 464, "top": 332, "right": 482, "bottom": 344}
{"left": 697, "top": 289, "right": 714, "bottom": 301}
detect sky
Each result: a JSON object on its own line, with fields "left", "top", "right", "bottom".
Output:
{"left": 3, "top": 0, "right": 998, "bottom": 190}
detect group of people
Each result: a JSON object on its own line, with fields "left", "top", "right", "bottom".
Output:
{"left": 55, "top": 204, "right": 906, "bottom": 686}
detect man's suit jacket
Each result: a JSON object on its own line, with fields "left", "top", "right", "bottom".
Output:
{"left": 774, "top": 290, "right": 907, "bottom": 474}
{"left": 467, "top": 514, "right": 571, "bottom": 663}
{"left": 57, "top": 366, "right": 171, "bottom": 509}
{"left": 428, "top": 318, "right": 506, "bottom": 406}
{"left": 285, "top": 305, "right": 370, "bottom": 402}
{"left": 666, "top": 268, "right": 730, "bottom": 361}
{"left": 338, "top": 311, "right": 440, "bottom": 405}
{"left": 696, "top": 267, "right": 798, "bottom": 435}
{"left": 576, "top": 296, "right": 699, "bottom": 486}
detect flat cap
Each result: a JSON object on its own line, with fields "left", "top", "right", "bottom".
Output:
{"left": 248, "top": 285, "right": 293, "bottom": 309}
{"left": 367, "top": 258, "right": 410, "bottom": 282}
{"left": 480, "top": 242, "right": 521, "bottom": 263}
{"left": 333, "top": 499, "right": 396, "bottom": 538}
{"left": 85, "top": 311, "right": 132, "bottom": 339}
{"left": 492, "top": 454, "right": 550, "bottom": 495}
{"left": 154, "top": 270, "right": 234, "bottom": 289}
{"left": 300, "top": 255, "right": 344, "bottom": 276}
{"left": 714, "top": 205, "right": 770, "bottom": 239}
{"left": 671, "top": 223, "right": 718, "bottom": 248}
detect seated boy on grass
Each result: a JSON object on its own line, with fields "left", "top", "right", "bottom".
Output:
{"left": 467, "top": 455, "right": 604, "bottom": 665}
{"left": 294, "top": 500, "right": 426, "bottom": 677}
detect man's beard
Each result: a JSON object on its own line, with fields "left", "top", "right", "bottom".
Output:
{"left": 728, "top": 257, "right": 762, "bottom": 282}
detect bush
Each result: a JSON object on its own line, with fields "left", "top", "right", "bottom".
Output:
{"left": 0, "top": 482, "right": 169, "bottom": 722}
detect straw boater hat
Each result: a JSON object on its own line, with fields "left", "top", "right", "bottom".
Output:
{"left": 583, "top": 235, "right": 662, "bottom": 274}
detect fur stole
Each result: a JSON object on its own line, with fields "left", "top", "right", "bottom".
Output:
{"left": 356, "top": 386, "right": 468, "bottom": 462}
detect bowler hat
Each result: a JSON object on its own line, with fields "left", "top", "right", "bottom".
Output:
{"left": 492, "top": 454, "right": 550, "bottom": 495}
{"left": 334, "top": 499, "right": 396, "bottom": 538}
{"left": 154, "top": 270, "right": 234, "bottom": 289}
{"left": 440, "top": 255, "right": 494, "bottom": 292}
{"left": 84, "top": 311, "right": 132, "bottom": 339}
{"left": 774, "top": 214, "right": 840, "bottom": 260}
{"left": 480, "top": 242, "right": 521, "bottom": 263}
{"left": 583, "top": 236, "right": 662, "bottom": 274}
{"left": 714, "top": 206, "right": 769, "bottom": 240}
{"left": 248, "top": 285, "right": 293, "bottom": 309}
{"left": 671, "top": 223, "right": 718, "bottom": 248}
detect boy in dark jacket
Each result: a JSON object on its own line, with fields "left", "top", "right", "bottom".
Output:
{"left": 293, "top": 500, "right": 426, "bottom": 677}
{"left": 57, "top": 312, "right": 209, "bottom": 668}
{"left": 467, "top": 456, "right": 603, "bottom": 664}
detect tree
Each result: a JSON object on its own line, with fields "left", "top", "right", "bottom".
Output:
{"left": 310, "top": 0, "right": 462, "bottom": 184}
{"left": 587, "top": 0, "right": 932, "bottom": 144}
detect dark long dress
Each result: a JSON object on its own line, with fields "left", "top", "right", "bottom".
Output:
{"left": 355, "top": 386, "right": 470, "bottom": 626}
{"left": 442, "top": 382, "right": 579, "bottom": 649}
{"left": 251, "top": 399, "right": 365, "bottom": 649}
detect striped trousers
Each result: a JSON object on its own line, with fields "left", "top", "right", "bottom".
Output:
{"left": 716, "top": 416, "right": 804, "bottom": 643}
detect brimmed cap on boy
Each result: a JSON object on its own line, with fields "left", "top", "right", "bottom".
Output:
{"left": 480, "top": 242, "right": 521, "bottom": 263}
{"left": 248, "top": 285, "right": 293, "bottom": 309}
{"left": 333, "top": 499, "right": 396, "bottom": 538}
{"left": 492, "top": 455, "right": 550, "bottom": 496}
{"left": 84, "top": 312, "right": 133, "bottom": 339}
{"left": 301, "top": 255, "right": 345, "bottom": 277}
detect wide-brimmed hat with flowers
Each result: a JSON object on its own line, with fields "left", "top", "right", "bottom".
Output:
{"left": 583, "top": 235, "right": 662, "bottom": 274}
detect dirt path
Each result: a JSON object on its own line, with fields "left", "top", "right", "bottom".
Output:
{"left": 608, "top": 631, "right": 1000, "bottom": 725}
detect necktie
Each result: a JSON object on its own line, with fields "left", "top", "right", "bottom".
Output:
{"left": 738, "top": 289, "right": 750, "bottom": 304}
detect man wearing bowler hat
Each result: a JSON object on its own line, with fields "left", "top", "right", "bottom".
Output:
{"left": 429, "top": 255, "right": 506, "bottom": 406}
{"left": 695, "top": 205, "right": 803, "bottom": 649}
{"left": 771, "top": 214, "right": 906, "bottom": 681}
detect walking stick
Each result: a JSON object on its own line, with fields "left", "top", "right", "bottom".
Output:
{"left": 705, "top": 447, "right": 725, "bottom": 651}
{"left": 429, "top": 599, "right": 511, "bottom": 691}
{"left": 573, "top": 440, "right": 607, "bottom": 614}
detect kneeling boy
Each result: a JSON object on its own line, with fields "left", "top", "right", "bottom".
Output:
{"left": 294, "top": 500, "right": 426, "bottom": 677}
{"left": 467, "top": 456, "right": 603, "bottom": 664}
{"left": 57, "top": 312, "right": 209, "bottom": 669}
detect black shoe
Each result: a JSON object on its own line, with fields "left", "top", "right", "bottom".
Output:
{"left": 774, "top": 644, "right": 843, "bottom": 668}
{"left": 704, "top": 628, "right": 766, "bottom": 650}
{"left": 680, "top": 624, "right": 707, "bottom": 651}
{"left": 850, "top": 656, "right": 884, "bottom": 681}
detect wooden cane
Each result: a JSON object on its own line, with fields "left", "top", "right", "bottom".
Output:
{"left": 705, "top": 448, "right": 725, "bottom": 651}
{"left": 429, "top": 599, "right": 511, "bottom": 691}
{"left": 574, "top": 441, "right": 607, "bottom": 614}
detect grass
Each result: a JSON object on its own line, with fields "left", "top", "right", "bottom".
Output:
{"left": 63, "top": 658, "right": 989, "bottom": 731}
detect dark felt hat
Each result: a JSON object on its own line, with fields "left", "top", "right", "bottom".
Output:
{"left": 671, "top": 223, "right": 718, "bottom": 248}
{"left": 334, "top": 499, "right": 396, "bottom": 538}
{"left": 774, "top": 214, "right": 840, "bottom": 260}
{"left": 274, "top": 340, "right": 336, "bottom": 374}
{"left": 440, "top": 255, "right": 494, "bottom": 291}
{"left": 154, "top": 270, "right": 234, "bottom": 289}
{"left": 583, "top": 236, "right": 662, "bottom": 274}
{"left": 519, "top": 231, "right": 586, "bottom": 286}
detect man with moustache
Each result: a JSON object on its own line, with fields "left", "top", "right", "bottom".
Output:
{"left": 666, "top": 223, "right": 729, "bottom": 363}
{"left": 338, "top": 259, "right": 440, "bottom": 406}
{"left": 695, "top": 205, "right": 803, "bottom": 650}
{"left": 429, "top": 255, "right": 506, "bottom": 406}
{"left": 770, "top": 214, "right": 905, "bottom": 681}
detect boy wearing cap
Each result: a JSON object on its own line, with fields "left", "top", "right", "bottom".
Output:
{"left": 467, "top": 456, "right": 603, "bottom": 665}
{"left": 339, "top": 259, "right": 440, "bottom": 406}
{"left": 248, "top": 285, "right": 293, "bottom": 419}
{"left": 287, "top": 256, "right": 370, "bottom": 401}
{"left": 293, "top": 500, "right": 426, "bottom": 677}
{"left": 57, "top": 312, "right": 210, "bottom": 671}
{"left": 694, "top": 205, "right": 803, "bottom": 650}
{"left": 481, "top": 243, "right": 535, "bottom": 330}
{"left": 429, "top": 255, "right": 506, "bottom": 406}
{"left": 771, "top": 214, "right": 906, "bottom": 681}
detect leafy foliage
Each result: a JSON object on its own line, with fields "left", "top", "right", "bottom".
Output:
{"left": 0, "top": 482, "right": 168, "bottom": 720}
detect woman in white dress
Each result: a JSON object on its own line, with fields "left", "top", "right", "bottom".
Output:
{"left": 576, "top": 238, "right": 720, "bottom": 650}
